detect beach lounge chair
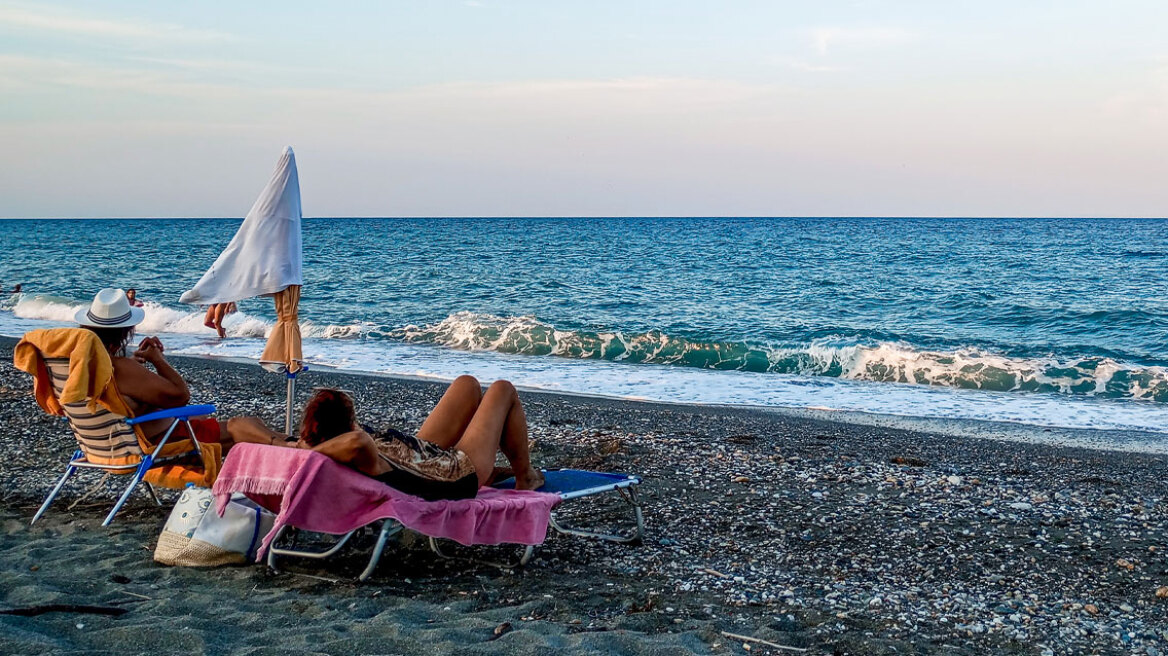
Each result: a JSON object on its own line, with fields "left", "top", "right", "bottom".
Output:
{"left": 212, "top": 443, "right": 643, "bottom": 581}
{"left": 14, "top": 328, "right": 221, "bottom": 526}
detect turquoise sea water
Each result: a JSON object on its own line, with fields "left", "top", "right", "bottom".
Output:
{"left": 3, "top": 217, "right": 1168, "bottom": 439}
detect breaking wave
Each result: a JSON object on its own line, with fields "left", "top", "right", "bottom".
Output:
{"left": 8, "top": 295, "right": 369, "bottom": 341}
{"left": 8, "top": 296, "right": 1168, "bottom": 402}
{"left": 394, "top": 312, "right": 1168, "bottom": 402}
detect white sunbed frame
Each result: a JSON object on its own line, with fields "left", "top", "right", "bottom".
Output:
{"left": 266, "top": 470, "right": 643, "bottom": 581}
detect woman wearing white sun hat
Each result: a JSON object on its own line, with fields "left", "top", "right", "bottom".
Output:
{"left": 76, "top": 288, "right": 279, "bottom": 450}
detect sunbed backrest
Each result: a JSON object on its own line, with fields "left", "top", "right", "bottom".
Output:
{"left": 43, "top": 357, "right": 142, "bottom": 462}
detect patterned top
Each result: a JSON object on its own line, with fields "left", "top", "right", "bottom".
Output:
{"left": 372, "top": 427, "right": 476, "bottom": 484}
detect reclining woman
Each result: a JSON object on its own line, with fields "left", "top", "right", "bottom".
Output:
{"left": 235, "top": 377, "right": 546, "bottom": 501}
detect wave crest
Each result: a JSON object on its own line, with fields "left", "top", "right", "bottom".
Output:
{"left": 11, "top": 297, "right": 1168, "bottom": 402}
{"left": 10, "top": 295, "right": 368, "bottom": 341}
{"left": 395, "top": 312, "right": 1168, "bottom": 401}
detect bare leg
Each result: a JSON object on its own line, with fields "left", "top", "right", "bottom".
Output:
{"left": 224, "top": 416, "right": 288, "bottom": 446}
{"left": 415, "top": 375, "right": 482, "bottom": 449}
{"left": 203, "top": 306, "right": 216, "bottom": 329}
{"left": 455, "top": 380, "right": 543, "bottom": 490}
{"left": 213, "top": 304, "right": 227, "bottom": 338}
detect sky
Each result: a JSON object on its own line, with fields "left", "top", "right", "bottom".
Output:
{"left": 1, "top": 1, "right": 1166, "bottom": 218}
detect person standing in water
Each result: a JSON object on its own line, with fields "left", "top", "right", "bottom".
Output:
{"left": 125, "top": 288, "right": 144, "bottom": 307}
{"left": 202, "top": 302, "right": 237, "bottom": 339}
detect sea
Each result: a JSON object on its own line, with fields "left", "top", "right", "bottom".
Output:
{"left": 3, "top": 217, "right": 1168, "bottom": 447}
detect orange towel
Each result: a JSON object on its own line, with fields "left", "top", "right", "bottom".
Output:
{"left": 144, "top": 443, "right": 222, "bottom": 488}
{"left": 14, "top": 327, "right": 222, "bottom": 486}
{"left": 13, "top": 328, "right": 130, "bottom": 416}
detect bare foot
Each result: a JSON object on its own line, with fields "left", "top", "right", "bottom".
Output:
{"left": 485, "top": 466, "right": 515, "bottom": 487}
{"left": 216, "top": 326, "right": 226, "bottom": 339}
{"left": 515, "top": 466, "right": 545, "bottom": 491}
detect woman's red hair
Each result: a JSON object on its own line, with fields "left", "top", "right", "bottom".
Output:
{"left": 300, "top": 389, "right": 357, "bottom": 447}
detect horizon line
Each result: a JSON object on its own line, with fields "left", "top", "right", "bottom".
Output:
{"left": 1, "top": 215, "right": 1166, "bottom": 221}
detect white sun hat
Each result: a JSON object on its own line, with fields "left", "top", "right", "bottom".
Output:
{"left": 74, "top": 288, "right": 146, "bottom": 329}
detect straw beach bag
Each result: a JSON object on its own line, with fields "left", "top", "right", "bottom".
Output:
{"left": 154, "top": 485, "right": 274, "bottom": 567}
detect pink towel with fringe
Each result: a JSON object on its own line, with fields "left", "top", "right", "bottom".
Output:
{"left": 212, "top": 443, "right": 560, "bottom": 560}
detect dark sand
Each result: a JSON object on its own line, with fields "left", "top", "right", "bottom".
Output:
{"left": 1, "top": 338, "right": 1166, "bottom": 655}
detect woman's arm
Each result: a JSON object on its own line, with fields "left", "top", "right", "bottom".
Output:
{"left": 114, "top": 338, "right": 191, "bottom": 409}
{"left": 311, "top": 430, "right": 386, "bottom": 476}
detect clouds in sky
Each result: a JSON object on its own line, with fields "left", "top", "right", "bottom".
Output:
{"left": 0, "top": 4, "right": 229, "bottom": 42}
{"left": 1, "top": 1, "right": 1166, "bottom": 218}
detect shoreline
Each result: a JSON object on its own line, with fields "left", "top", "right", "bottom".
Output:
{"left": 1, "top": 341, "right": 1167, "bottom": 654}
{"left": 5, "top": 300, "right": 1168, "bottom": 441}
{"left": 7, "top": 333, "right": 1161, "bottom": 457}
{"left": 260, "top": 355, "right": 1168, "bottom": 455}
{"left": 160, "top": 358, "right": 1168, "bottom": 458}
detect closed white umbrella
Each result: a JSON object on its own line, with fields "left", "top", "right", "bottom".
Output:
{"left": 181, "top": 146, "right": 305, "bottom": 433}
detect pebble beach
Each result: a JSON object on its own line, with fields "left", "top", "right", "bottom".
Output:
{"left": 1, "top": 338, "right": 1167, "bottom": 655}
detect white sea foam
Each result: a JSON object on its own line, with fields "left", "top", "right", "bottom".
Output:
{"left": 4, "top": 300, "right": 1168, "bottom": 444}
{"left": 397, "top": 312, "right": 1168, "bottom": 400}
{"left": 786, "top": 341, "right": 1168, "bottom": 399}
{"left": 8, "top": 295, "right": 371, "bottom": 342}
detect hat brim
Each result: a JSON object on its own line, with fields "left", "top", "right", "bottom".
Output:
{"left": 74, "top": 305, "right": 145, "bottom": 329}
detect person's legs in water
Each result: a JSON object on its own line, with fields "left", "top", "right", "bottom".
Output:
{"left": 453, "top": 380, "right": 544, "bottom": 490}
{"left": 415, "top": 375, "right": 482, "bottom": 449}
{"left": 203, "top": 305, "right": 216, "bottom": 329}
{"left": 213, "top": 303, "right": 228, "bottom": 338}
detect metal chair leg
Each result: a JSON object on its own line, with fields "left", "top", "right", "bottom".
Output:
{"left": 270, "top": 528, "right": 357, "bottom": 560}
{"left": 31, "top": 464, "right": 77, "bottom": 526}
{"left": 548, "top": 486, "right": 644, "bottom": 544}
{"left": 102, "top": 468, "right": 148, "bottom": 527}
{"left": 358, "top": 521, "right": 404, "bottom": 582}
{"left": 143, "top": 482, "right": 163, "bottom": 506}
{"left": 267, "top": 525, "right": 289, "bottom": 573}
{"left": 427, "top": 536, "right": 535, "bottom": 569}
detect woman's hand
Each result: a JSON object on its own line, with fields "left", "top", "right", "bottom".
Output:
{"left": 133, "top": 336, "right": 166, "bottom": 365}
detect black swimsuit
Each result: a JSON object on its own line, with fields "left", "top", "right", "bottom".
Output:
{"left": 370, "top": 428, "right": 479, "bottom": 501}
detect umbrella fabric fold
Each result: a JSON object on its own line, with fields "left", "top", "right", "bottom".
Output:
{"left": 260, "top": 285, "right": 303, "bottom": 373}
{"left": 179, "top": 146, "right": 303, "bottom": 306}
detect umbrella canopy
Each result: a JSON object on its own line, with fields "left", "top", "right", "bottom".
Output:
{"left": 180, "top": 146, "right": 304, "bottom": 372}
{"left": 180, "top": 146, "right": 303, "bottom": 305}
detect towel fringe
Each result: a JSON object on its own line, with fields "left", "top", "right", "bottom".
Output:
{"left": 216, "top": 478, "right": 288, "bottom": 497}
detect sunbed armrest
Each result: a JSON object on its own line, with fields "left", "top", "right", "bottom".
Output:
{"left": 125, "top": 404, "right": 216, "bottom": 425}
